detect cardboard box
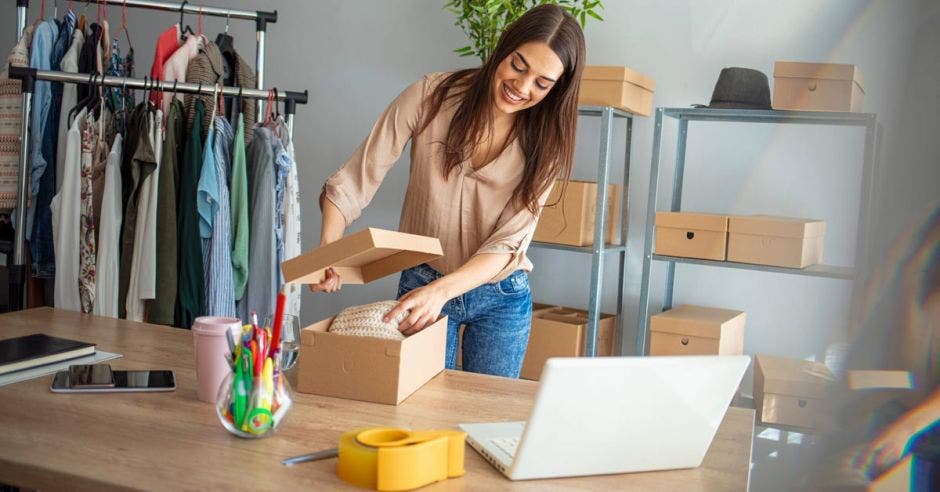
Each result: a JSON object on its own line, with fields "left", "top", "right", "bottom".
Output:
{"left": 579, "top": 65, "right": 656, "bottom": 116}
{"left": 654, "top": 212, "right": 729, "bottom": 261}
{"left": 297, "top": 315, "right": 446, "bottom": 405}
{"left": 520, "top": 305, "right": 616, "bottom": 380}
{"left": 754, "top": 354, "right": 835, "bottom": 431}
{"left": 649, "top": 304, "right": 745, "bottom": 356}
{"left": 289, "top": 228, "right": 447, "bottom": 405}
{"left": 281, "top": 228, "right": 443, "bottom": 285}
{"left": 534, "top": 180, "right": 621, "bottom": 247}
{"left": 773, "top": 61, "right": 865, "bottom": 112}
{"left": 727, "top": 215, "right": 826, "bottom": 268}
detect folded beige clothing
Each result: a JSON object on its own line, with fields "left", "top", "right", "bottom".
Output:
{"left": 329, "top": 300, "right": 409, "bottom": 340}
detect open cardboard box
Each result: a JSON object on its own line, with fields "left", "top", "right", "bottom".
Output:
{"left": 283, "top": 228, "right": 448, "bottom": 405}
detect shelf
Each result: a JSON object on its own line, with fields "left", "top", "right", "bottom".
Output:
{"left": 660, "top": 107, "right": 875, "bottom": 127}
{"left": 652, "top": 255, "right": 854, "bottom": 280}
{"left": 578, "top": 106, "right": 635, "bottom": 119}
{"left": 531, "top": 241, "right": 627, "bottom": 254}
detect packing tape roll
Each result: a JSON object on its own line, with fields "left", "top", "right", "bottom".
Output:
{"left": 337, "top": 428, "right": 466, "bottom": 491}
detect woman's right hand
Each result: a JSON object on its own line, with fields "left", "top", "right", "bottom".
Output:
{"left": 310, "top": 267, "right": 342, "bottom": 293}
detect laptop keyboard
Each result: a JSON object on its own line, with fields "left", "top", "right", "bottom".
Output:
{"left": 490, "top": 436, "right": 520, "bottom": 457}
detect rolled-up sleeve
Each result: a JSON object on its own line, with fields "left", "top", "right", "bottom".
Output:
{"left": 474, "top": 182, "right": 556, "bottom": 277}
{"left": 321, "top": 76, "right": 427, "bottom": 224}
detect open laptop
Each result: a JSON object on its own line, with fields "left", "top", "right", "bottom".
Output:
{"left": 459, "top": 355, "right": 750, "bottom": 480}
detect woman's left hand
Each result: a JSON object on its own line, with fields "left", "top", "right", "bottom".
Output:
{"left": 853, "top": 415, "right": 920, "bottom": 478}
{"left": 385, "top": 283, "right": 449, "bottom": 336}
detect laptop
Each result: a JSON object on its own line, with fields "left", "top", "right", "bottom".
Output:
{"left": 459, "top": 355, "right": 750, "bottom": 480}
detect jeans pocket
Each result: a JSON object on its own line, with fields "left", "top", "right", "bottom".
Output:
{"left": 398, "top": 266, "right": 432, "bottom": 299}
{"left": 494, "top": 270, "right": 529, "bottom": 296}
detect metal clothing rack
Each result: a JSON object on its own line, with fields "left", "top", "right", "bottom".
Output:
{"left": 530, "top": 106, "right": 633, "bottom": 357}
{"left": 634, "top": 107, "right": 878, "bottom": 356}
{"left": 6, "top": 67, "right": 308, "bottom": 311}
{"left": 8, "top": 0, "right": 298, "bottom": 311}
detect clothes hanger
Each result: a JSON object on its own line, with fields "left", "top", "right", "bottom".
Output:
{"left": 68, "top": 71, "right": 97, "bottom": 125}
{"left": 120, "top": 0, "right": 133, "bottom": 54}
{"left": 216, "top": 10, "right": 236, "bottom": 62}
{"left": 179, "top": 1, "right": 194, "bottom": 37}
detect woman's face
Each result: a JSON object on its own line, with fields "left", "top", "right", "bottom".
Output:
{"left": 492, "top": 41, "right": 565, "bottom": 116}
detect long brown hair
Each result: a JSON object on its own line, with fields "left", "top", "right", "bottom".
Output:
{"left": 418, "top": 4, "right": 585, "bottom": 214}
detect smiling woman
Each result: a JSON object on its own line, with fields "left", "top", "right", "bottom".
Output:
{"left": 313, "top": 4, "right": 585, "bottom": 378}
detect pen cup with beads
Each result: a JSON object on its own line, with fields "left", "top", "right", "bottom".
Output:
{"left": 216, "top": 324, "right": 294, "bottom": 438}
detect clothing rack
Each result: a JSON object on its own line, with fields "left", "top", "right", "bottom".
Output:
{"left": 7, "top": 0, "right": 301, "bottom": 310}
{"left": 15, "top": 0, "right": 277, "bottom": 104}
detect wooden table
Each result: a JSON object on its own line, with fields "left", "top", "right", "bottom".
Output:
{"left": 0, "top": 308, "right": 754, "bottom": 490}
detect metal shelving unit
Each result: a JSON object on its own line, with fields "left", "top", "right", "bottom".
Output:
{"left": 530, "top": 105, "right": 633, "bottom": 357}
{"left": 635, "top": 107, "right": 878, "bottom": 356}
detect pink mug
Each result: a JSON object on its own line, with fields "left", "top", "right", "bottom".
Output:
{"left": 193, "top": 317, "right": 242, "bottom": 403}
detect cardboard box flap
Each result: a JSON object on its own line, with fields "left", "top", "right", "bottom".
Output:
{"left": 729, "top": 215, "right": 827, "bottom": 238}
{"left": 757, "top": 354, "right": 835, "bottom": 398}
{"left": 774, "top": 61, "right": 865, "bottom": 92}
{"left": 282, "top": 228, "right": 443, "bottom": 285}
{"left": 655, "top": 212, "right": 728, "bottom": 233}
{"left": 649, "top": 305, "right": 744, "bottom": 339}
{"left": 582, "top": 65, "right": 656, "bottom": 91}
{"left": 538, "top": 308, "right": 615, "bottom": 324}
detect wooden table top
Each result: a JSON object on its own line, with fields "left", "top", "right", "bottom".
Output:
{"left": 0, "top": 308, "right": 754, "bottom": 491}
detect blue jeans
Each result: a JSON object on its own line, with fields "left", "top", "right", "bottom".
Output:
{"left": 397, "top": 264, "right": 532, "bottom": 378}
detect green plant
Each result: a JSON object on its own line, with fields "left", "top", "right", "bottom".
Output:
{"left": 446, "top": 0, "right": 604, "bottom": 62}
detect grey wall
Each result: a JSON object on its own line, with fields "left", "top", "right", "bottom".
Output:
{"left": 4, "top": 1, "right": 935, "bottom": 389}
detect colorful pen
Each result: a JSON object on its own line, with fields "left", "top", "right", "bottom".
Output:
{"left": 270, "top": 289, "right": 287, "bottom": 357}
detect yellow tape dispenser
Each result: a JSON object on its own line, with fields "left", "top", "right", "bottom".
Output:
{"left": 338, "top": 428, "right": 466, "bottom": 491}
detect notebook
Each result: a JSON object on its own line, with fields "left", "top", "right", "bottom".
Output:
{"left": 0, "top": 334, "right": 96, "bottom": 375}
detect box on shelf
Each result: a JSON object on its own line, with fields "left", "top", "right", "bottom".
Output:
{"left": 727, "top": 215, "right": 826, "bottom": 268}
{"left": 578, "top": 65, "right": 656, "bottom": 116}
{"left": 520, "top": 305, "right": 616, "bottom": 380}
{"left": 285, "top": 228, "right": 447, "bottom": 405}
{"left": 649, "top": 304, "right": 745, "bottom": 356}
{"left": 772, "top": 61, "right": 865, "bottom": 112}
{"left": 754, "top": 354, "right": 835, "bottom": 431}
{"left": 534, "top": 180, "right": 621, "bottom": 247}
{"left": 654, "top": 212, "right": 729, "bottom": 261}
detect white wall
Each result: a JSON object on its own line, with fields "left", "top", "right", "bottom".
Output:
{"left": 4, "top": 1, "right": 934, "bottom": 386}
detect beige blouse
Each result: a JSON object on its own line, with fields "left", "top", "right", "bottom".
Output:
{"left": 323, "top": 73, "right": 551, "bottom": 282}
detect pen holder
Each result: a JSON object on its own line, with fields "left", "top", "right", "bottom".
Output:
{"left": 215, "top": 362, "right": 293, "bottom": 439}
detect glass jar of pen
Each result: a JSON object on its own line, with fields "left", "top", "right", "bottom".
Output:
{"left": 216, "top": 304, "right": 298, "bottom": 438}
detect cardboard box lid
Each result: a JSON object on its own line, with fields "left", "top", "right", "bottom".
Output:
{"left": 757, "top": 354, "right": 835, "bottom": 398}
{"left": 649, "top": 304, "right": 744, "bottom": 339}
{"left": 281, "top": 228, "right": 443, "bottom": 285}
{"left": 728, "top": 215, "right": 827, "bottom": 238}
{"left": 655, "top": 212, "right": 729, "bottom": 233}
{"left": 582, "top": 65, "right": 656, "bottom": 92}
{"left": 773, "top": 61, "right": 865, "bottom": 92}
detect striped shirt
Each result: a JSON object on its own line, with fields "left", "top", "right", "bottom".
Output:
{"left": 199, "top": 116, "right": 236, "bottom": 317}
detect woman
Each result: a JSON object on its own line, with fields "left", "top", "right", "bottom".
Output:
{"left": 312, "top": 4, "right": 585, "bottom": 378}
